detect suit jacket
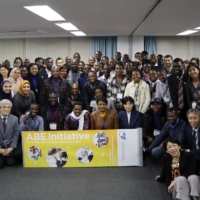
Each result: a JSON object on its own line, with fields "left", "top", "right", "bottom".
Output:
{"left": 0, "top": 114, "right": 21, "bottom": 148}
{"left": 90, "top": 109, "right": 119, "bottom": 130}
{"left": 185, "top": 125, "right": 200, "bottom": 160}
{"left": 168, "top": 72, "right": 188, "bottom": 111}
{"left": 157, "top": 151, "right": 196, "bottom": 187}
{"left": 118, "top": 109, "right": 142, "bottom": 129}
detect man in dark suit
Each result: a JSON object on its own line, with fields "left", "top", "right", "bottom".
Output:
{"left": 168, "top": 58, "right": 188, "bottom": 121}
{"left": 185, "top": 109, "right": 200, "bottom": 173}
{"left": 0, "top": 99, "right": 21, "bottom": 168}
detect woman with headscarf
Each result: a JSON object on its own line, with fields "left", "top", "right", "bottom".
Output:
{"left": 8, "top": 68, "right": 21, "bottom": 95}
{"left": 0, "top": 80, "right": 14, "bottom": 101}
{"left": 13, "top": 80, "right": 36, "bottom": 117}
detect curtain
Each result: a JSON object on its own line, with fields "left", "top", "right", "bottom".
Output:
{"left": 144, "top": 36, "right": 157, "bottom": 56}
{"left": 92, "top": 36, "right": 117, "bottom": 59}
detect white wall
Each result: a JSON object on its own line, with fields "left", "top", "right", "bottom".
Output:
{"left": 157, "top": 36, "right": 200, "bottom": 60}
{"left": 117, "top": 36, "right": 144, "bottom": 59}
{"left": 0, "top": 37, "right": 92, "bottom": 65}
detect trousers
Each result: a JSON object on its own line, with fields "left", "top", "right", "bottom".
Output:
{"left": 172, "top": 175, "right": 200, "bottom": 200}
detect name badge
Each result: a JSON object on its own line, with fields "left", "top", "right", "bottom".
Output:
{"left": 117, "top": 93, "right": 123, "bottom": 99}
{"left": 153, "top": 129, "right": 160, "bottom": 137}
{"left": 50, "top": 123, "right": 57, "bottom": 130}
{"left": 90, "top": 100, "right": 96, "bottom": 107}
{"left": 135, "top": 101, "right": 140, "bottom": 106}
{"left": 164, "top": 97, "right": 170, "bottom": 103}
{"left": 25, "top": 111, "right": 30, "bottom": 115}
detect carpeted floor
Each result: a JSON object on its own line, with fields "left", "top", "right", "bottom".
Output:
{"left": 0, "top": 156, "right": 170, "bottom": 200}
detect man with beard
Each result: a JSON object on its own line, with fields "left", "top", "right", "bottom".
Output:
{"left": 164, "top": 55, "right": 174, "bottom": 76}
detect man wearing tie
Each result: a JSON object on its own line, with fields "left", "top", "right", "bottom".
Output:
{"left": 0, "top": 99, "right": 21, "bottom": 168}
{"left": 186, "top": 109, "right": 200, "bottom": 174}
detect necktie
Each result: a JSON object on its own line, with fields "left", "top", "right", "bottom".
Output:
{"left": 178, "top": 78, "right": 184, "bottom": 109}
{"left": 191, "top": 130, "right": 197, "bottom": 150}
{"left": 3, "top": 118, "right": 7, "bottom": 133}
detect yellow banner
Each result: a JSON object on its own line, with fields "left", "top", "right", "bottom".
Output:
{"left": 23, "top": 130, "right": 118, "bottom": 168}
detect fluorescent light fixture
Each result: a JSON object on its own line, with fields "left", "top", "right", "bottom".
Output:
{"left": 70, "top": 31, "right": 86, "bottom": 36}
{"left": 176, "top": 30, "right": 198, "bottom": 35}
{"left": 55, "top": 23, "right": 78, "bottom": 31}
{"left": 194, "top": 27, "right": 200, "bottom": 29}
{"left": 24, "top": 5, "right": 65, "bottom": 21}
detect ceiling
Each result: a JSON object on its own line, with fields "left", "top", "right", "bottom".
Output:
{"left": 0, "top": 0, "right": 200, "bottom": 38}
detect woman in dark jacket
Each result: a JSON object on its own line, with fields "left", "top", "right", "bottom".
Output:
{"left": 13, "top": 80, "right": 36, "bottom": 117}
{"left": 27, "top": 63, "right": 40, "bottom": 103}
{"left": 155, "top": 137, "right": 200, "bottom": 200}
{"left": 118, "top": 96, "right": 142, "bottom": 129}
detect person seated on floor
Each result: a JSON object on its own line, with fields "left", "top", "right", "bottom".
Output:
{"left": 147, "top": 107, "right": 187, "bottom": 158}
{"left": 90, "top": 97, "right": 119, "bottom": 130}
{"left": 142, "top": 97, "right": 167, "bottom": 148}
{"left": 64, "top": 102, "right": 90, "bottom": 130}
{"left": 13, "top": 80, "right": 36, "bottom": 118}
{"left": 155, "top": 137, "right": 200, "bottom": 200}
{"left": 40, "top": 92, "right": 65, "bottom": 130}
{"left": 90, "top": 86, "right": 116, "bottom": 112}
{"left": 193, "top": 89, "right": 200, "bottom": 110}
{"left": 68, "top": 83, "right": 82, "bottom": 106}
{"left": 185, "top": 109, "right": 200, "bottom": 174}
{"left": 155, "top": 69, "right": 173, "bottom": 108}
{"left": 83, "top": 71, "right": 107, "bottom": 112}
{"left": 20, "top": 103, "right": 44, "bottom": 131}
{"left": 0, "top": 99, "right": 21, "bottom": 168}
{"left": 118, "top": 96, "right": 142, "bottom": 129}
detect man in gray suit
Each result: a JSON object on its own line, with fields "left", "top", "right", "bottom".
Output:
{"left": 0, "top": 99, "right": 21, "bottom": 168}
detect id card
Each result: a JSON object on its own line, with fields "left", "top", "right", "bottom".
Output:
{"left": 117, "top": 93, "right": 123, "bottom": 99}
{"left": 153, "top": 129, "right": 160, "bottom": 137}
{"left": 90, "top": 100, "right": 96, "bottom": 107}
{"left": 50, "top": 123, "right": 57, "bottom": 130}
{"left": 25, "top": 111, "right": 30, "bottom": 115}
{"left": 135, "top": 101, "right": 140, "bottom": 106}
{"left": 164, "top": 97, "right": 170, "bottom": 103}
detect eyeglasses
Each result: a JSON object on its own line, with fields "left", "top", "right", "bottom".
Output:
{"left": 1, "top": 106, "right": 11, "bottom": 110}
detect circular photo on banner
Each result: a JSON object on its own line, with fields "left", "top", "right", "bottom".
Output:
{"left": 93, "top": 132, "right": 109, "bottom": 147}
{"left": 46, "top": 147, "right": 68, "bottom": 168}
{"left": 28, "top": 146, "right": 42, "bottom": 160}
{"left": 76, "top": 147, "right": 93, "bottom": 164}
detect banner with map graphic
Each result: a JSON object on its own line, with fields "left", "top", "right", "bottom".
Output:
{"left": 22, "top": 129, "right": 143, "bottom": 168}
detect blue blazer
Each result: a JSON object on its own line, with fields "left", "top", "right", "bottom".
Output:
{"left": 118, "top": 109, "right": 142, "bottom": 129}
{"left": 0, "top": 114, "right": 21, "bottom": 148}
{"left": 185, "top": 125, "right": 200, "bottom": 160}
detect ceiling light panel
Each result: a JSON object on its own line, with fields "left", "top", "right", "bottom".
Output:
{"left": 24, "top": 5, "right": 65, "bottom": 21}
{"left": 55, "top": 23, "right": 78, "bottom": 31}
{"left": 176, "top": 30, "right": 198, "bottom": 35}
{"left": 194, "top": 27, "right": 200, "bottom": 30}
{"left": 70, "top": 31, "right": 86, "bottom": 36}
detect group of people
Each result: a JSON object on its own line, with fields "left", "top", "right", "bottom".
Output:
{"left": 0, "top": 51, "right": 200, "bottom": 199}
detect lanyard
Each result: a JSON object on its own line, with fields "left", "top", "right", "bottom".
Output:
{"left": 134, "top": 84, "right": 139, "bottom": 100}
{"left": 53, "top": 79, "right": 60, "bottom": 92}
{"left": 90, "top": 83, "right": 96, "bottom": 90}
{"left": 161, "top": 84, "right": 169, "bottom": 97}
{"left": 27, "top": 116, "right": 38, "bottom": 130}
{"left": 48, "top": 107, "right": 59, "bottom": 121}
